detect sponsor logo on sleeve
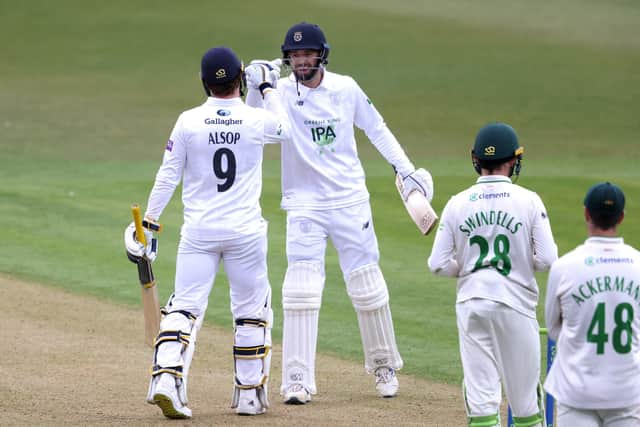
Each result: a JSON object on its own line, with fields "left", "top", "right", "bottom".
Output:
{"left": 165, "top": 139, "right": 174, "bottom": 152}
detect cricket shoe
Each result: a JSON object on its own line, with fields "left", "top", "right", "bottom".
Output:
{"left": 375, "top": 367, "right": 399, "bottom": 398}
{"left": 235, "top": 389, "right": 266, "bottom": 416}
{"left": 283, "top": 383, "right": 311, "bottom": 405}
{"left": 151, "top": 373, "right": 192, "bottom": 419}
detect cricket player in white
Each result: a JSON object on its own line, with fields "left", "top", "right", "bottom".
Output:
{"left": 428, "top": 122, "right": 557, "bottom": 427}
{"left": 545, "top": 182, "right": 640, "bottom": 426}
{"left": 124, "top": 47, "right": 289, "bottom": 418}
{"left": 247, "top": 22, "right": 434, "bottom": 403}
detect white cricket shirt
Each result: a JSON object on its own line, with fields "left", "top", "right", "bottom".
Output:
{"left": 544, "top": 237, "right": 640, "bottom": 409}
{"left": 428, "top": 175, "right": 558, "bottom": 317}
{"left": 275, "top": 71, "right": 414, "bottom": 210}
{"left": 145, "top": 95, "right": 288, "bottom": 240}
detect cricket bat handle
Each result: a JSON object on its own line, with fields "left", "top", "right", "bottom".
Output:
{"left": 131, "top": 204, "right": 147, "bottom": 246}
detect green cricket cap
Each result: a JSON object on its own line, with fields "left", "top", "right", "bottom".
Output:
{"left": 473, "top": 122, "right": 524, "bottom": 161}
{"left": 584, "top": 182, "right": 625, "bottom": 218}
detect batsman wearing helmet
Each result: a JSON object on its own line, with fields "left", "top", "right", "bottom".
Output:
{"left": 428, "top": 123, "right": 558, "bottom": 427}
{"left": 545, "top": 182, "right": 640, "bottom": 426}
{"left": 124, "top": 46, "right": 290, "bottom": 418}
{"left": 246, "top": 22, "right": 434, "bottom": 404}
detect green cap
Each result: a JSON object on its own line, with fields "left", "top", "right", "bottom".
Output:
{"left": 473, "top": 122, "right": 524, "bottom": 161}
{"left": 584, "top": 182, "right": 625, "bottom": 218}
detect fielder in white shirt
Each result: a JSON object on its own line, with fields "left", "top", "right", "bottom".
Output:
{"left": 124, "top": 47, "right": 289, "bottom": 419}
{"left": 545, "top": 182, "right": 640, "bottom": 427}
{"left": 247, "top": 22, "right": 434, "bottom": 404}
{"left": 428, "top": 122, "right": 557, "bottom": 427}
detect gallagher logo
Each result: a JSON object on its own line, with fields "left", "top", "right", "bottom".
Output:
{"left": 217, "top": 109, "right": 231, "bottom": 116}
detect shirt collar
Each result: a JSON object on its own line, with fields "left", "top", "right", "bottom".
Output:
{"left": 204, "top": 97, "right": 243, "bottom": 107}
{"left": 475, "top": 175, "right": 512, "bottom": 185}
{"left": 585, "top": 236, "right": 624, "bottom": 245}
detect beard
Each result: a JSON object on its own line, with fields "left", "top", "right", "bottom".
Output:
{"left": 292, "top": 58, "right": 322, "bottom": 82}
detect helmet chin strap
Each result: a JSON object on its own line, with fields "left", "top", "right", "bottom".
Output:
{"left": 510, "top": 157, "right": 522, "bottom": 182}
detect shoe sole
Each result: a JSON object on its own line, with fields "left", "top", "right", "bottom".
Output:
{"left": 153, "top": 393, "right": 191, "bottom": 419}
{"left": 236, "top": 410, "right": 266, "bottom": 416}
{"left": 284, "top": 396, "right": 310, "bottom": 405}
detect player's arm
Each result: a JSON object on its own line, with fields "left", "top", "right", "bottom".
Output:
{"left": 245, "top": 59, "right": 281, "bottom": 109}
{"left": 428, "top": 200, "right": 460, "bottom": 277}
{"left": 145, "top": 115, "right": 187, "bottom": 221}
{"left": 352, "top": 80, "right": 433, "bottom": 202}
{"left": 245, "top": 61, "right": 290, "bottom": 143}
{"left": 531, "top": 195, "right": 558, "bottom": 271}
{"left": 544, "top": 262, "right": 563, "bottom": 341}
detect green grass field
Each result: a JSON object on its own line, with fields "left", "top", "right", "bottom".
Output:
{"left": 1, "top": 0, "right": 638, "bottom": 383}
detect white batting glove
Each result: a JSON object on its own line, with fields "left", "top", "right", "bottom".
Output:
{"left": 124, "top": 222, "right": 158, "bottom": 262}
{"left": 245, "top": 59, "right": 281, "bottom": 96}
{"left": 402, "top": 168, "right": 434, "bottom": 203}
{"left": 250, "top": 58, "right": 282, "bottom": 77}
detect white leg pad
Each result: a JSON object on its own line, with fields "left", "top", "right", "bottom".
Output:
{"left": 281, "top": 262, "right": 324, "bottom": 395}
{"left": 146, "top": 309, "right": 197, "bottom": 406}
{"left": 231, "top": 305, "right": 273, "bottom": 411}
{"left": 347, "top": 264, "right": 403, "bottom": 373}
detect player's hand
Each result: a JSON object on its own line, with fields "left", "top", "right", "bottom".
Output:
{"left": 124, "top": 221, "right": 158, "bottom": 263}
{"left": 402, "top": 168, "right": 434, "bottom": 203}
{"left": 250, "top": 58, "right": 282, "bottom": 77}
{"left": 245, "top": 59, "right": 281, "bottom": 95}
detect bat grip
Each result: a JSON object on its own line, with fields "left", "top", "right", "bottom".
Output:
{"left": 131, "top": 204, "right": 147, "bottom": 246}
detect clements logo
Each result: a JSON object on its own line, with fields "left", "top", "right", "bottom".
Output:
{"left": 584, "top": 256, "right": 634, "bottom": 266}
{"left": 469, "top": 192, "right": 510, "bottom": 202}
{"left": 204, "top": 117, "right": 243, "bottom": 126}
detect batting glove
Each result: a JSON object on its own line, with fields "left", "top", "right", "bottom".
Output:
{"left": 124, "top": 221, "right": 158, "bottom": 263}
{"left": 245, "top": 59, "right": 281, "bottom": 97}
{"left": 402, "top": 168, "right": 434, "bottom": 203}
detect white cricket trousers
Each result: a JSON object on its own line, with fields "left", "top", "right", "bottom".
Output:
{"left": 457, "top": 299, "right": 541, "bottom": 420}
{"left": 556, "top": 403, "right": 640, "bottom": 427}
{"left": 170, "top": 227, "right": 271, "bottom": 320}
{"left": 286, "top": 200, "right": 380, "bottom": 277}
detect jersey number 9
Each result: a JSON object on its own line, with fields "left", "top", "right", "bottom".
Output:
{"left": 213, "top": 148, "right": 236, "bottom": 192}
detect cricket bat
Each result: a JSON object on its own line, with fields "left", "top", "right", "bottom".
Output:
{"left": 395, "top": 174, "right": 439, "bottom": 235}
{"left": 131, "top": 204, "right": 161, "bottom": 347}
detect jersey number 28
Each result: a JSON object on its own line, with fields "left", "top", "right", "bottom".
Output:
{"left": 470, "top": 234, "right": 512, "bottom": 276}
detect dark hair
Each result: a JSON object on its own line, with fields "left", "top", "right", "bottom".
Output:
{"left": 476, "top": 157, "right": 513, "bottom": 173}
{"left": 208, "top": 73, "right": 242, "bottom": 97}
{"left": 590, "top": 210, "right": 622, "bottom": 230}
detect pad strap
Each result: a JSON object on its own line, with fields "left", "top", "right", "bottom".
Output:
{"left": 513, "top": 414, "right": 543, "bottom": 427}
{"left": 468, "top": 414, "right": 499, "bottom": 427}
{"left": 233, "top": 345, "right": 270, "bottom": 359}
{"left": 233, "top": 318, "right": 270, "bottom": 359}
{"left": 151, "top": 365, "right": 184, "bottom": 378}
{"left": 154, "top": 330, "right": 191, "bottom": 347}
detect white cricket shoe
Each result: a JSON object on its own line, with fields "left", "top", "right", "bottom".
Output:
{"left": 152, "top": 373, "right": 192, "bottom": 419}
{"left": 235, "top": 389, "right": 266, "bottom": 416}
{"left": 375, "top": 367, "right": 399, "bottom": 398}
{"left": 283, "top": 383, "right": 311, "bottom": 405}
